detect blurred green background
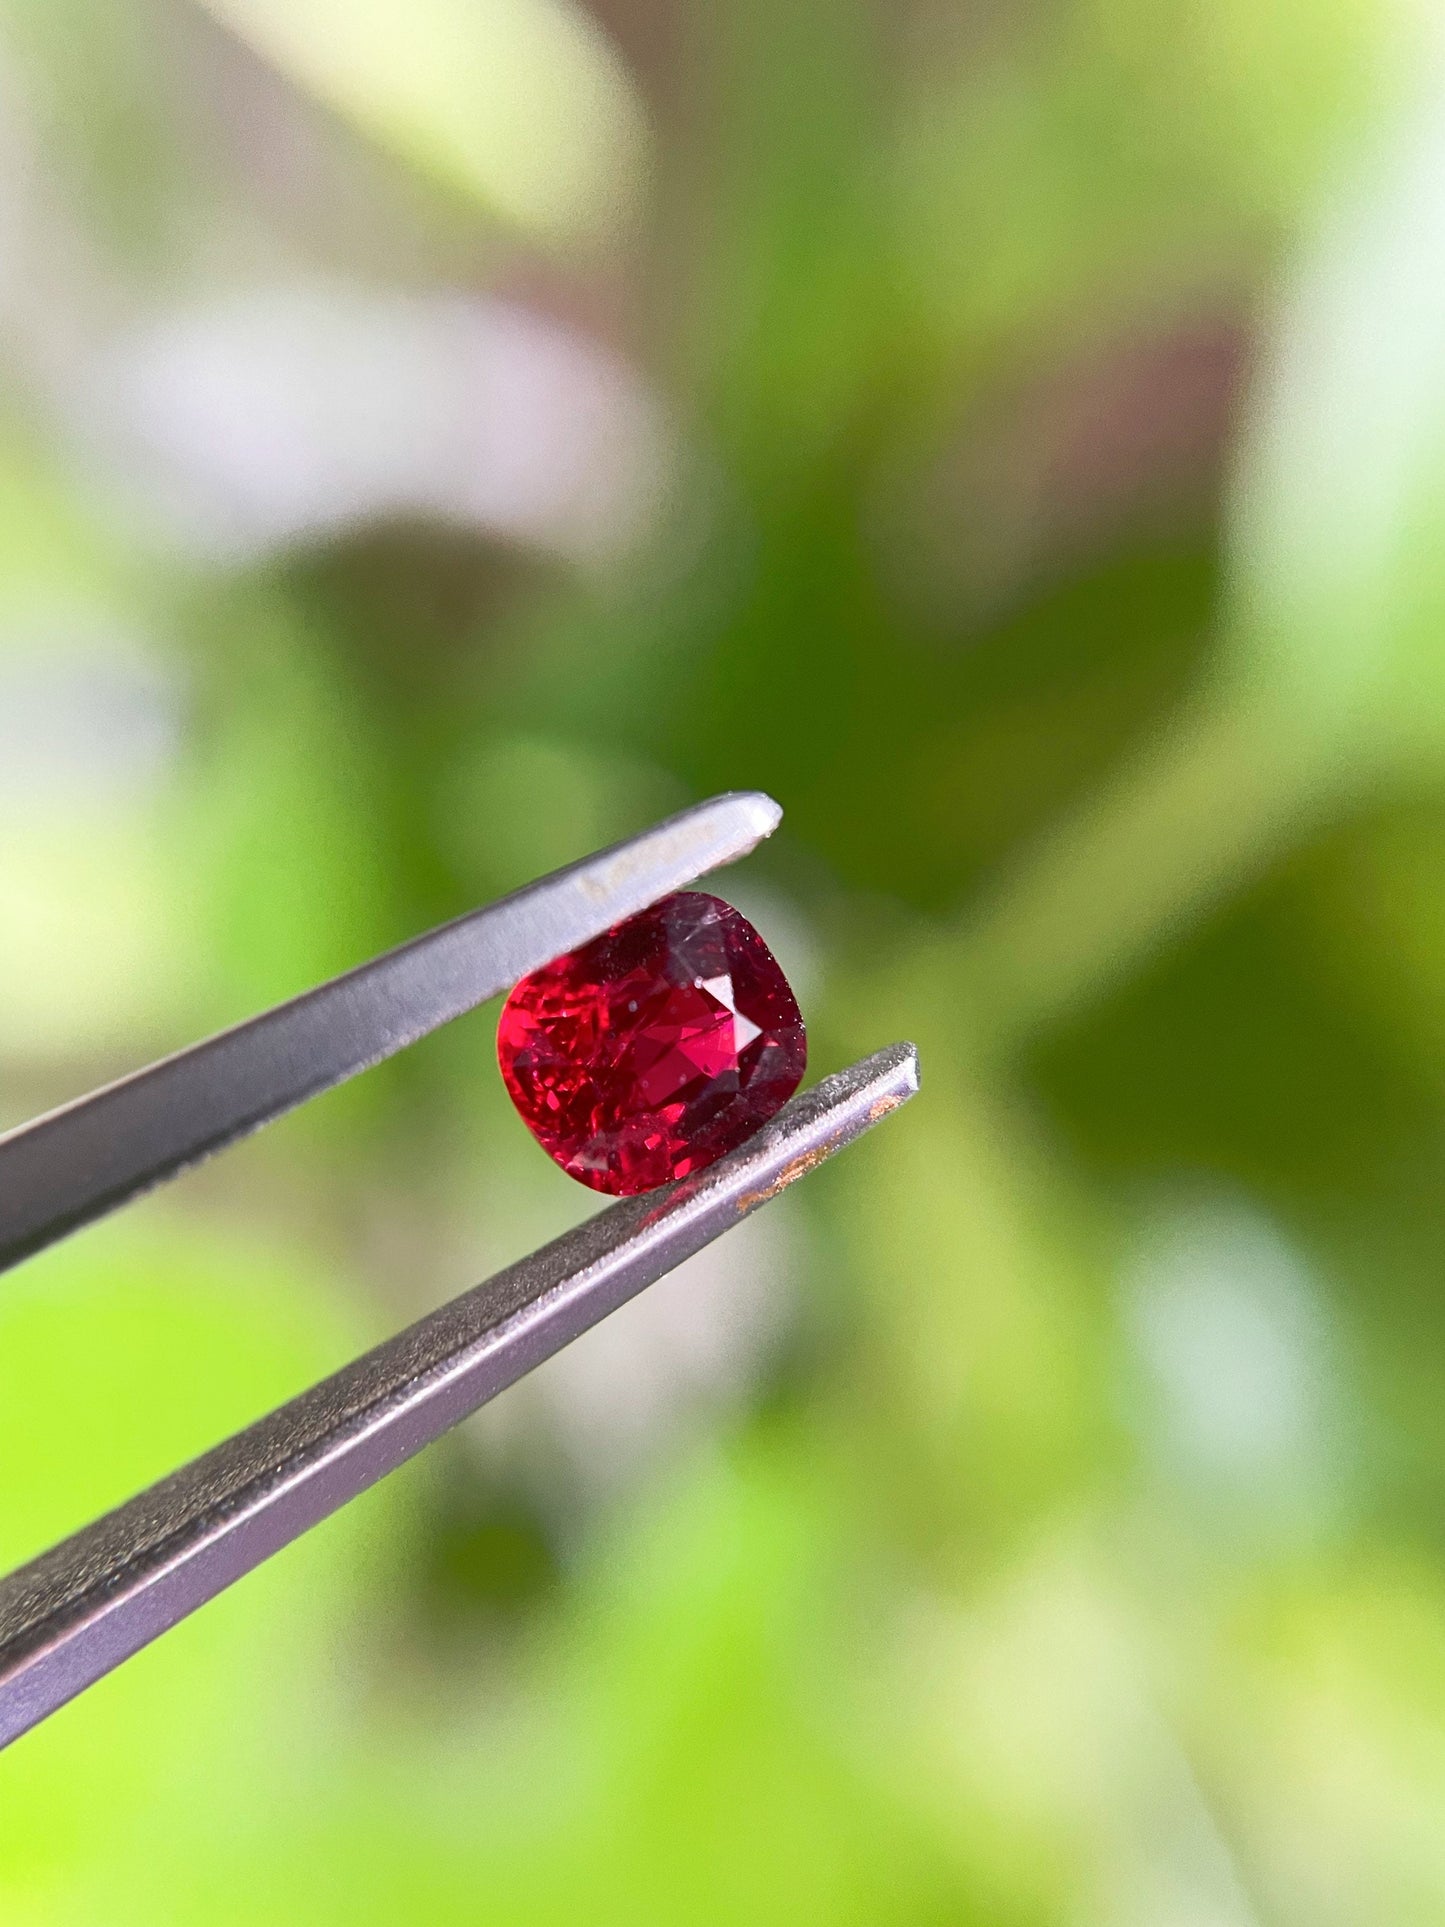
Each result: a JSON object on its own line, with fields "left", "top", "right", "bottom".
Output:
{"left": 2, "top": 0, "right": 1445, "bottom": 1917}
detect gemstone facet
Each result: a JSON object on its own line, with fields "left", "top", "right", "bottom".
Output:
{"left": 497, "top": 891, "right": 807, "bottom": 1195}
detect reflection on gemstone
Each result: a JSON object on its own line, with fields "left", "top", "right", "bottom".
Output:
{"left": 497, "top": 892, "right": 807, "bottom": 1195}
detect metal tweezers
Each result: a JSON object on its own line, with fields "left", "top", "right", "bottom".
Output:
{"left": 0, "top": 792, "right": 918, "bottom": 1750}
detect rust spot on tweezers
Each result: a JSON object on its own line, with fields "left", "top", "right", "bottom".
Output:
{"left": 735, "top": 1142, "right": 834, "bottom": 1212}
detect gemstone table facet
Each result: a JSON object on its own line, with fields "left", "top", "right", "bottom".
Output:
{"left": 497, "top": 891, "right": 807, "bottom": 1195}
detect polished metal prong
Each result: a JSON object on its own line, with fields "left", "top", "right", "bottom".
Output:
{"left": 0, "top": 791, "right": 782, "bottom": 1274}
{"left": 0, "top": 1042, "right": 919, "bottom": 1750}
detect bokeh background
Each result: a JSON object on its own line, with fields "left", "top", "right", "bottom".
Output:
{"left": 2, "top": 0, "right": 1445, "bottom": 1918}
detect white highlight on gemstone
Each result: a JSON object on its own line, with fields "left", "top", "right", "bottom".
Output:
{"left": 698, "top": 973, "right": 763, "bottom": 1054}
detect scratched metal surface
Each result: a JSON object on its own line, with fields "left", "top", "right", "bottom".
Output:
{"left": 0, "top": 791, "right": 781, "bottom": 1275}
{"left": 0, "top": 1042, "right": 918, "bottom": 1750}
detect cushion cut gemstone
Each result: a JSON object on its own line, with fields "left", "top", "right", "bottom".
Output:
{"left": 497, "top": 891, "right": 807, "bottom": 1195}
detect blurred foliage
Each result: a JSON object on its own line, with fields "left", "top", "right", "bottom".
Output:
{"left": 197, "top": 0, "right": 648, "bottom": 242}
{"left": 1, "top": 0, "right": 1445, "bottom": 1921}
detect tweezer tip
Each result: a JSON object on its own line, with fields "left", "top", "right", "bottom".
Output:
{"left": 719, "top": 790, "right": 783, "bottom": 848}
{"left": 862, "top": 1041, "right": 921, "bottom": 1107}
{"left": 892, "top": 1042, "right": 922, "bottom": 1096}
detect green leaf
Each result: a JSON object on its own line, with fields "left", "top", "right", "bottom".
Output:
{"left": 1227, "top": 83, "right": 1445, "bottom": 767}
{"left": 199, "top": 0, "right": 648, "bottom": 243}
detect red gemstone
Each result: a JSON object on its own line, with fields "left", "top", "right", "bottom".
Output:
{"left": 497, "top": 891, "right": 807, "bottom": 1195}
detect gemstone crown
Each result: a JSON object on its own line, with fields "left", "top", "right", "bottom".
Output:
{"left": 497, "top": 891, "right": 807, "bottom": 1195}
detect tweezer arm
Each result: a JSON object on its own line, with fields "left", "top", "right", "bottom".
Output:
{"left": 0, "top": 791, "right": 781, "bottom": 1275}
{"left": 0, "top": 1043, "right": 918, "bottom": 1751}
